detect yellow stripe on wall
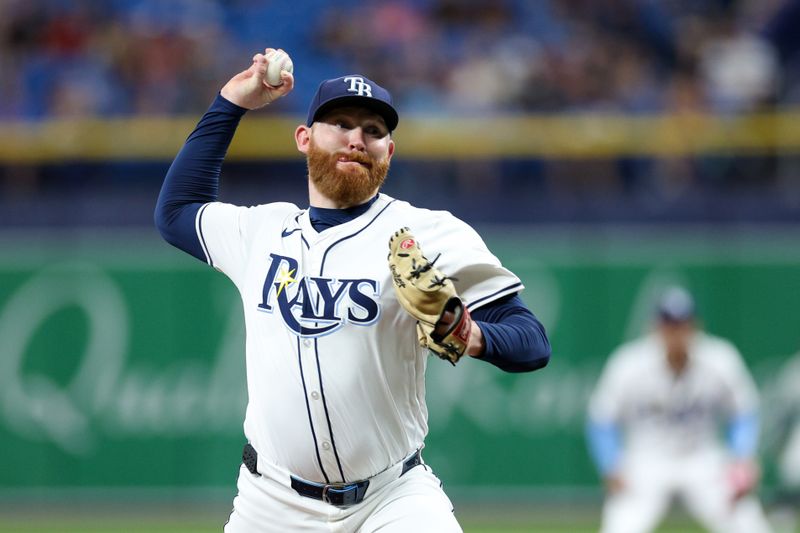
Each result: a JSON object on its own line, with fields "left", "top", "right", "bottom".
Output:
{"left": 1, "top": 111, "right": 800, "bottom": 162}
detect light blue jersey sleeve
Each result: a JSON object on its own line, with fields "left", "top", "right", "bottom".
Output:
{"left": 586, "top": 421, "right": 622, "bottom": 475}
{"left": 727, "top": 413, "right": 759, "bottom": 459}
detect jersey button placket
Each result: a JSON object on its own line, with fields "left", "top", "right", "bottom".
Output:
{"left": 297, "top": 333, "right": 337, "bottom": 475}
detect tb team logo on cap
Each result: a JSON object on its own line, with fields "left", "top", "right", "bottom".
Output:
{"left": 306, "top": 74, "right": 399, "bottom": 131}
{"left": 344, "top": 76, "right": 373, "bottom": 97}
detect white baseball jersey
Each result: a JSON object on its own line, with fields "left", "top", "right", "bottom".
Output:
{"left": 196, "top": 192, "right": 522, "bottom": 484}
{"left": 776, "top": 352, "right": 800, "bottom": 486}
{"left": 589, "top": 331, "right": 759, "bottom": 456}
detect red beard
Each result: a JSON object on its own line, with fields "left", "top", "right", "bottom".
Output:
{"left": 306, "top": 142, "right": 390, "bottom": 207}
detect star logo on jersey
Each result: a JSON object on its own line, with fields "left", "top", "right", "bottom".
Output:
{"left": 274, "top": 266, "right": 297, "bottom": 298}
{"left": 257, "top": 253, "right": 381, "bottom": 337}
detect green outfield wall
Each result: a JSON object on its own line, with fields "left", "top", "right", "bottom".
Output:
{"left": 1, "top": 228, "right": 798, "bottom": 499}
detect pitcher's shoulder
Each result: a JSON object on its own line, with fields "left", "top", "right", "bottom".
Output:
{"left": 381, "top": 194, "right": 467, "bottom": 230}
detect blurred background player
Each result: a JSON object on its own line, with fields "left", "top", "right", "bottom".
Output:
{"left": 586, "top": 286, "right": 772, "bottom": 533}
{"left": 766, "top": 349, "right": 800, "bottom": 532}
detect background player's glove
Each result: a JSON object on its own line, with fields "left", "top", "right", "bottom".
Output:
{"left": 388, "top": 227, "right": 473, "bottom": 364}
{"left": 728, "top": 460, "right": 760, "bottom": 501}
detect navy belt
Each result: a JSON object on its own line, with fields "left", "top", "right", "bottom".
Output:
{"left": 242, "top": 443, "right": 422, "bottom": 507}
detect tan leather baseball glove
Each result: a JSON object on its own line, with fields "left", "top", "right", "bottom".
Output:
{"left": 388, "top": 227, "right": 473, "bottom": 364}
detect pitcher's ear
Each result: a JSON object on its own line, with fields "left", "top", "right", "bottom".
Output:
{"left": 295, "top": 125, "right": 311, "bottom": 153}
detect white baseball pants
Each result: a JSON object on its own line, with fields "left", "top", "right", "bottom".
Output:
{"left": 601, "top": 448, "right": 772, "bottom": 533}
{"left": 224, "top": 458, "right": 462, "bottom": 532}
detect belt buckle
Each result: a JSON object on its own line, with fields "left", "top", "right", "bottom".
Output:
{"left": 323, "top": 482, "right": 365, "bottom": 506}
{"left": 321, "top": 484, "right": 334, "bottom": 505}
{"left": 323, "top": 483, "right": 355, "bottom": 506}
{"left": 322, "top": 485, "right": 346, "bottom": 507}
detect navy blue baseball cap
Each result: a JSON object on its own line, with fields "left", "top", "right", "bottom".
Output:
{"left": 656, "top": 286, "right": 696, "bottom": 323}
{"left": 306, "top": 75, "right": 399, "bottom": 132}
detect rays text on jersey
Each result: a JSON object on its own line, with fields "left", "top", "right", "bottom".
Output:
{"left": 258, "top": 253, "right": 381, "bottom": 337}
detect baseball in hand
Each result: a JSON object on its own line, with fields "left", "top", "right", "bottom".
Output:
{"left": 265, "top": 49, "right": 293, "bottom": 87}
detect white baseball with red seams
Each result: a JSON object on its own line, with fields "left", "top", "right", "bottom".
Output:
{"left": 265, "top": 49, "right": 293, "bottom": 87}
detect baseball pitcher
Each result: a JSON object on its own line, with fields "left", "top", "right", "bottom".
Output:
{"left": 154, "top": 48, "right": 551, "bottom": 532}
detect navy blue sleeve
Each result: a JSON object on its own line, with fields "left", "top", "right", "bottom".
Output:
{"left": 762, "top": 0, "right": 800, "bottom": 63}
{"left": 154, "top": 94, "right": 247, "bottom": 261}
{"left": 471, "top": 294, "right": 551, "bottom": 373}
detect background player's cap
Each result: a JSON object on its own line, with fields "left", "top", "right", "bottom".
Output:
{"left": 306, "top": 74, "right": 399, "bottom": 132}
{"left": 656, "top": 286, "right": 696, "bottom": 323}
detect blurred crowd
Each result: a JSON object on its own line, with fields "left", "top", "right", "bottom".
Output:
{"left": 319, "top": 0, "right": 790, "bottom": 116}
{"left": 3, "top": 0, "right": 800, "bottom": 227}
{"left": 2, "top": 0, "right": 800, "bottom": 119}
